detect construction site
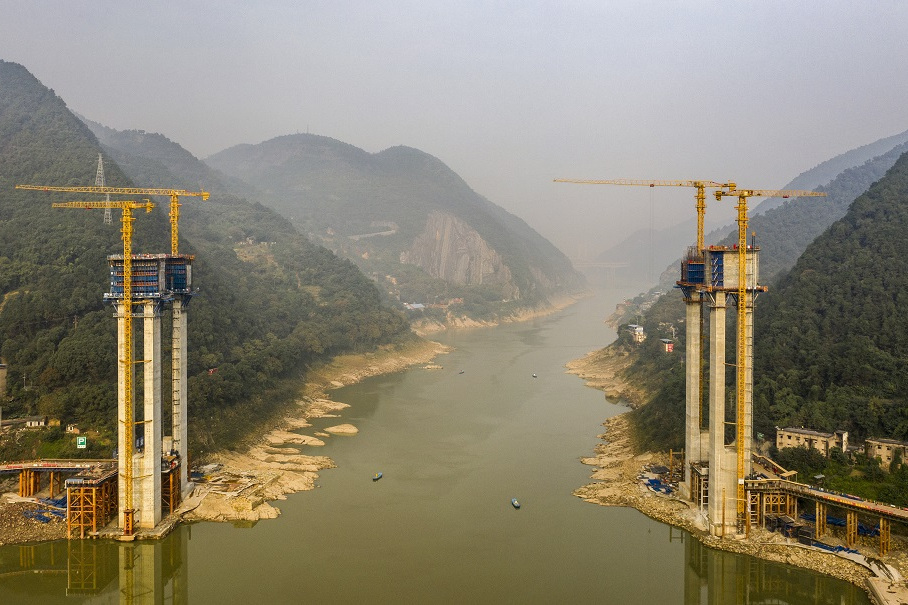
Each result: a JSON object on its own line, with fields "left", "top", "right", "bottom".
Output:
{"left": 559, "top": 179, "right": 908, "bottom": 551}
{"left": 1, "top": 163, "right": 209, "bottom": 540}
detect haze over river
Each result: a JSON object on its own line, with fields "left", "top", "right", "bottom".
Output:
{"left": 0, "top": 283, "right": 870, "bottom": 603}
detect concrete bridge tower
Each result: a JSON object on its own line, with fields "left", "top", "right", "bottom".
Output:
{"left": 679, "top": 245, "right": 763, "bottom": 535}
{"left": 107, "top": 254, "right": 194, "bottom": 531}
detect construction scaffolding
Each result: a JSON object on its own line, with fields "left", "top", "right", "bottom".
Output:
{"left": 66, "top": 463, "right": 118, "bottom": 539}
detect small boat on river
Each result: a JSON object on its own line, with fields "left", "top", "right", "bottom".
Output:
{"left": 511, "top": 498, "right": 520, "bottom": 509}
{"left": 373, "top": 472, "right": 383, "bottom": 481}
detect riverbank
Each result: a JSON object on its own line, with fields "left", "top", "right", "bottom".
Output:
{"left": 0, "top": 338, "right": 451, "bottom": 542}
{"left": 412, "top": 293, "right": 587, "bottom": 336}
{"left": 569, "top": 351, "right": 908, "bottom": 600}
{"left": 565, "top": 343, "right": 646, "bottom": 406}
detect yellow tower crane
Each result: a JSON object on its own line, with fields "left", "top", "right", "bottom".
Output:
{"left": 16, "top": 185, "right": 209, "bottom": 254}
{"left": 553, "top": 178, "right": 733, "bottom": 449}
{"left": 52, "top": 199, "right": 154, "bottom": 536}
{"left": 552, "top": 179, "right": 731, "bottom": 251}
{"left": 712, "top": 187, "right": 826, "bottom": 531}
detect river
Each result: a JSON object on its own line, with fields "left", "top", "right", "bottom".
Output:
{"left": 0, "top": 284, "right": 870, "bottom": 603}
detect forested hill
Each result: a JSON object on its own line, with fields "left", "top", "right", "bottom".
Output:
{"left": 0, "top": 60, "right": 409, "bottom": 457}
{"left": 753, "top": 150, "right": 908, "bottom": 442}
{"left": 593, "top": 136, "right": 908, "bottom": 451}
{"left": 206, "top": 135, "right": 585, "bottom": 318}
{"left": 716, "top": 139, "right": 908, "bottom": 283}
{"left": 82, "top": 116, "right": 259, "bottom": 199}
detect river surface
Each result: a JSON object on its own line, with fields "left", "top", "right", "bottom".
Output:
{"left": 0, "top": 284, "right": 870, "bottom": 604}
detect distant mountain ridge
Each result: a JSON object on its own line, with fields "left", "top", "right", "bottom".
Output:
{"left": 205, "top": 134, "right": 585, "bottom": 316}
{"left": 597, "top": 128, "right": 908, "bottom": 283}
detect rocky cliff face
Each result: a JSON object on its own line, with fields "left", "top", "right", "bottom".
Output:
{"left": 401, "top": 211, "right": 518, "bottom": 298}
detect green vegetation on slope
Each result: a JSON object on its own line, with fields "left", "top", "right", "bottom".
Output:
{"left": 616, "top": 146, "right": 908, "bottom": 453}
{"left": 0, "top": 61, "right": 410, "bottom": 457}
{"left": 754, "top": 150, "right": 908, "bottom": 443}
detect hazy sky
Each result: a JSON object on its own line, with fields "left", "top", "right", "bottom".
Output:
{"left": 2, "top": 1, "right": 907, "bottom": 258}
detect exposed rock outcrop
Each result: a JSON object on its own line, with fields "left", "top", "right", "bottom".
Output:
{"left": 401, "top": 211, "right": 518, "bottom": 298}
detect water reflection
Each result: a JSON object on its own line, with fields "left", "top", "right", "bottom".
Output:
{"left": 0, "top": 522, "right": 872, "bottom": 604}
{"left": 0, "top": 525, "right": 189, "bottom": 604}
{"left": 683, "top": 531, "right": 868, "bottom": 604}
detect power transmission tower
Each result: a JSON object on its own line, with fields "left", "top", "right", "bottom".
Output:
{"left": 95, "top": 154, "right": 113, "bottom": 225}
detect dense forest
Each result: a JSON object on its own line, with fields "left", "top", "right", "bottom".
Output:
{"left": 0, "top": 60, "right": 410, "bottom": 458}
{"left": 754, "top": 150, "right": 908, "bottom": 442}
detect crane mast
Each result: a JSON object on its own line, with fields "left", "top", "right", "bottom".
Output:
{"left": 52, "top": 200, "right": 154, "bottom": 535}
{"left": 713, "top": 187, "right": 826, "bottom": 531}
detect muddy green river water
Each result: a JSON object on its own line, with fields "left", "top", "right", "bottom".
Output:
{"left": 0, "top": 285, "right": 870, "bottom": 603}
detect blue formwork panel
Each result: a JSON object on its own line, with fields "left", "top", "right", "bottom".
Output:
{"left": 682, "top": 260, "right": 705, "bottom": 284}
{"left": 709, "top": 251, "right": 724, "bottom": 287}
{"left": 105, "top": 254, "right": 193, "bottom": 300}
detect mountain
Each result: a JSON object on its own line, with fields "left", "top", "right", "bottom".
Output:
{"left": 205, "top": 134, "right": 585, "bottom": 319}
{"left": 751, "top": 127, "right": 908, "bottom": 216}
{"left": 715, "top": 140, "right": 908, "bottom": 284}
{"left": 0, "top": 61, "right": 409, "bottom": 457}
{"left": 753, "top": 149, "right": 908, "bottom": 442}
{"left": 587, "top": 139, "right": 908, "bottom": 452}
{"left": 81, "top": 116, "right": 259, "bottom": 199}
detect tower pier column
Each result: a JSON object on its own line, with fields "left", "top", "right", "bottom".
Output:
{"left": 707, "top": 292, "right": 735, "bottom": 536}
{"left": 116, "top": 302, "right": 135, "bottom": 530}
{"left": 139, "top": 301, "right": 162, "bottom": 529}
{"left": 682, "top": 295, "right": 703, "bottom": 499}
{"left": 172, "top": 301, "right": 190, "bottom": 497}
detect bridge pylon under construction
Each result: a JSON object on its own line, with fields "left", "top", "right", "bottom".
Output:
{"left": 678, "top": 242, "right": 764, "bottom": 536}
{"left": 106, "top": 253, "right": 195, "bottom": 531}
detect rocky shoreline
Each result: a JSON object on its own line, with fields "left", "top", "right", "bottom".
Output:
{"left": 568, "top": 348, "right": 908, "bottom": 601}
{"left": 411, "top": 293, "right": 587, "bottom": 336}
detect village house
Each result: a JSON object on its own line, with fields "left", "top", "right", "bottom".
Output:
{"left": 775, "top": 427, "right": 848, "bottom": 457}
